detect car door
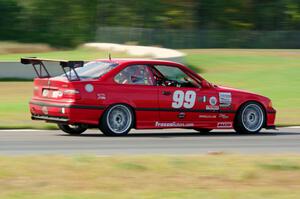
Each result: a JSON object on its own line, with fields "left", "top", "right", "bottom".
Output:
{"left": 112, "top": 64, "right": 158, "bottom": 128}
{"left": 153, "top": 64, "right": 219, "bottom": 128}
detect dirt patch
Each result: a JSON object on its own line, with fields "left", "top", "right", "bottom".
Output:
{"left": 0, "top": 42, "right": 54, "bottom": 54}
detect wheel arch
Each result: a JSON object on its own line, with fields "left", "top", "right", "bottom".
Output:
{"left": 234, "top": 100, "right": 267, "bottom": 128}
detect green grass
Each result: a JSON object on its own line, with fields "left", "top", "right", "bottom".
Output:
{"left": 182, "top": 49, "right": 300, "bottom": 125}
{"left": 0, "top": 48, "right": 134, "bottom": 61}
{"left": 0, "top": 82, "right": 57, "bottom": 129}
{"left": 0, "top": 154, "right": 300, "bottom": 199}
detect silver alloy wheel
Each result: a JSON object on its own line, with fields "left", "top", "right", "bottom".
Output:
{"left": 106, "top": 105, "right": 132, "bottom": 134}
{"left": 241, "top": 104, "right": 264, "bottom": 132}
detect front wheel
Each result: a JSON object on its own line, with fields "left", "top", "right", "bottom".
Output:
{"left": 100, "top": 104, "right": 134, "bottom": 136}
{"left": 234, "top": 102, "right": 265, "bottom": 134}
{"left": 57, "top": 124, "right": 87, "bottom": 135}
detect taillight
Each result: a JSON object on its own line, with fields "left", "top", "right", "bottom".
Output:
{"left": 33, "top": 86, "right": 39, "bottom": 95}
{"left": 63, "top": 89, "right": 81, "bottom": 100}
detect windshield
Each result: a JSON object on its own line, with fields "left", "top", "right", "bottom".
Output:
{"left": 61, "top": 61, "right": 118, "bottom": 79}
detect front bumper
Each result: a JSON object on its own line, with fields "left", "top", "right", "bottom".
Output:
{"left": 266, "top": 108, "right": 276, "bottom": 128}
{"left": 265, "top": 125, "right": 277, "bottom": 130}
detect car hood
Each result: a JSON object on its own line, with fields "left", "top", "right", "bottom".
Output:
{"left": 216, "top": 85, "right": 267, "bottom": 99}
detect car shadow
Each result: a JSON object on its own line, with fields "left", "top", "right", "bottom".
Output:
{"left": 59, "top": 130, "right": 300, "bottom": 138}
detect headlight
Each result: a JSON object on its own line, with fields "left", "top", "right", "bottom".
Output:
{"left": 268, "top": 101, "right": 273, "bottom": 108}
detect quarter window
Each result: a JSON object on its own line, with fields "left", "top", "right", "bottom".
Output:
{"left": 61, "top": 61, "right": 118, "bottom": 80}
{"left": 114, "top": 65, "right": 155, "bottom": 85}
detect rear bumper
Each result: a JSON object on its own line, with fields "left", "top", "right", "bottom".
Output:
{"left": 32, "top": 115, "right": 69, "bottom": 123}
{"left": 29, "top": 100, "right": 105, "bottom": 125}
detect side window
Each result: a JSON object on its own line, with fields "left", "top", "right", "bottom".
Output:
{"left": 154, "top": 65, "right": 201, "bottom": 88}
{"left": 114, "top": 65, "right": 155, "bottom": 85}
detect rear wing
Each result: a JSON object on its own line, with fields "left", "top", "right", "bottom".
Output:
{"left": 20, "top": 57, "right": 84, "bottom": 81}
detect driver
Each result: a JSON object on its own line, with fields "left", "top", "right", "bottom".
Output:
{"left": 130, "top": 66, "right": 145, "bottom": 84}
{"left": 120, "top": 65, "right": 145, "bottom": 84}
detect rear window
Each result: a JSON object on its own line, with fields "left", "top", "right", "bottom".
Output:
{"left": 61, "top": 61, "right": 118, "bottom": 79}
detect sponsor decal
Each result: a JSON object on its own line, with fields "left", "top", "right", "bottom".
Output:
{"left": 97, "top": 93, "right": 106, "bottom": 100}
{"left": 218, "top": 113, "right": 229, "bottom": 119}
{"left": 209, "top": 96, "right": 217, "bottom": 106}
{"left": 219, "top": 92, "right": 232, "bottom": 107}
{"left": 217, "top": 122, "right": 232, "bottom": 128}
{"left": 199, "top": 115, "right": 217, "bottom": 119}
{"left": 198, "top": 96, "right": 206, "bottom": 103}
{"left": 206, "top": 105, "right": 219, "bottom": 110}
{"left": 220, "top": 105, "right": 233, "bottom": 109}
{"left": 155, "top": 121, "right": 194, "bottom": 127}
{"left": 85, "top": 84, "right": 94, "bottom": 93}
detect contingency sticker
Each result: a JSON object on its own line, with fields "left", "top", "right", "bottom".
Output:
{"left": 219, "top": 92, "right": 232, "bottom": 107}
{"left": 218, "top": 113, "right": 229, "bottom": 119}
{"left": 209, "top": 96, "right": 217, "bottom": 106}
{"left": 97, "top": 93, "right": 106, "bottom": 100}
{"left": 199, "top": 114, "right": 217, "bottom": 119}
{"left": 206, "top": 105, "right": 219, "bottom": 111}
{"left": 198, "top": 96, "right": 206, "bottom": 103}
{"left": 217, "top": 122, "right": 232, "bottom": 128}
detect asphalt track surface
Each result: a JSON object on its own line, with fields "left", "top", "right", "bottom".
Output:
{"left": 0, "top": 127, "right": 300, "bottom": 155}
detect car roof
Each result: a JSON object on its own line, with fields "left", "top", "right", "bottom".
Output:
{"left": 93, "top": 59, "right": 184, "bottom": 67}
{"left": 93, "top": 58, "right": 205, "bottom": 83}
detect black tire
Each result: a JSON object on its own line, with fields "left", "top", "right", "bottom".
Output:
{"left": 57, "top": 124, "right": 87, "bottom": 135}
{"left": 194, "top": 128, "right": 212, "bottom": 133}
{"left": 234, "top": 102, "right": 265, "bottom": 134}
{"left": 100, "top": 104, "right": 134, "bottom": 136}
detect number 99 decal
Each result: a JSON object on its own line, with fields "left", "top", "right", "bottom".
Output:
{"left": 172, "top": 90, "right": 196, "bottom": 109}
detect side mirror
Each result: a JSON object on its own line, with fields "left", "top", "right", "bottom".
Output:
{"left": 201, "top": 80, "right": 210, "bottom": 88}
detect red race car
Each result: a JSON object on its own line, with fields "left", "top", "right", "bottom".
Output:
{"left": 21, "top": 58, "right": 276, "bottom": 136}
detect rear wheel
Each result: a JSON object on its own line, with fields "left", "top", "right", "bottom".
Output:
{"left": 57, "top": 124, "right": 87, "bottom": 135}
{"left": 234, "top": 102, "right": 265, "bottom": 134}
{"left": 194, "top": 128, "right": 212, "bottom": 133}
{"left": 100, "top": 104, "right": 134, "bottom": 136}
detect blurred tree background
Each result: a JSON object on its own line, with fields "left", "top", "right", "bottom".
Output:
{"left": 0, "top": 0, "right": 299, "bottom": 48}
